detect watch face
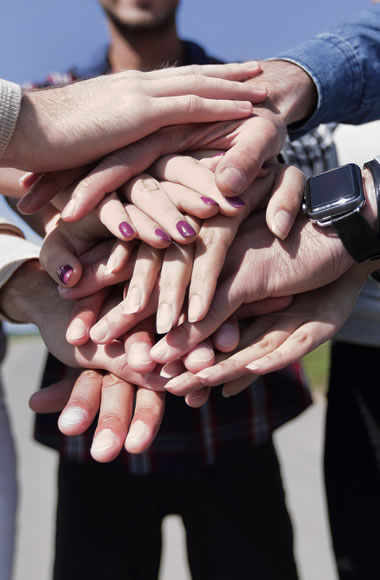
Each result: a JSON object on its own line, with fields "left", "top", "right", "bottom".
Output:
{"left": 304, "top": 163, "right": 365, "bottom": 224}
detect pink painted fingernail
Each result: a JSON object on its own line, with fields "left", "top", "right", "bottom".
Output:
{"left": 227, "top": 196, "right": 245, "bottom": 208}
{"left": 155, "top": 228, "right": 171, "bottom": 242}
{"left": 176, "top": 220, "right": 196, "bottom": 238}
{"left": 119, "top": 221, "right": 135, "bottom": 238}
{"left": 201, "top": 196, "right": 217, "bottom": 205}
{"left": 213, "top": 152, "right": 224, "bottom": 158}
{"left": 57, "top": 264, "right": 73, "bottom": 285}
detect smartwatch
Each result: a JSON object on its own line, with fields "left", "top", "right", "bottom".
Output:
{"left": 303, "top": 163, "right": 380, "bottom": 263}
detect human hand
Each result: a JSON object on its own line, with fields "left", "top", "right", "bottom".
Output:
{"left": 0, "top": 259, "right": 148, "bottom": 386}
{"left": 29, "top": 369, "right": 165, "bottom": 461}
{"left": 147, "top": 207, "right": 357, "bottom": 366}
{"left": 190, "top": 263, "right": 376, "bottom": 397}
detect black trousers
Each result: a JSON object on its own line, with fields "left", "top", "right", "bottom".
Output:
{"left": 325, "top": 341, "right": 380, "bottom": 580}
{"left": 53, "top": 440, "right": 298, "bottom": 580}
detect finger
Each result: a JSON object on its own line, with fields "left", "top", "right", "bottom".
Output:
{"left": 90, "top": 286, "right": 159, "bottom": 344}
{"left": 150, "top": 275, "right": 243, "bottom": 364}
{"left": 266, "top": 165, "right": 306, "bottom": 240}
{"left": 17, "top": 166, "right": 89, "bottom": 214}
{"left": 222, "top": 374, "right": 257, "bottom": 398}
{"left": 122, "top": 173, "right": 198, "bottom": 244}
{"left": 58, "top": 240, "right": 137, "bottom": 300}
{"left": 90, "top": 373, "right": 135, "bottom": 462}
{"left": 66, "top": 289, "right": 108, "bottom": 345}
{"left": 29, "top": 375, "right": 77, "bottom": 414}
{"left": 187, "top": 214, "right": 242, "bottom": 323}
{"left": 145, "top": 71, "right": 266, "bottom": 101}
{"left": 146, "top": 61, "right": 262, "bottom": 82}
{"left": 94, "top": 191, "right": 136, "bottom": 241}
{"left": 214, "top": 115, "right": 286, "bottom": 196}
{"left": 40, "top": 225, "right": 82, "bottom": 287}
{"left": 185, "top": 387, "right": 211, "bottom": 408}
{"left": 124, "top": 316, "right": 156, "bottom": 374}
{"left": 58, "top": 370, "right": 103, "bottom": 435}
{"left": 159, "top": 180, "right": 219, "bottom": 220}
{"left": 236, "top": 296, "right": 293, "bottom": 319}
{"left": 156, "top": 241, "right": 194, "bottom": 334}
{"left": 124, "top": 204, "right": 172, "bottom": 247}
{"left": 151, "top": 154, "right": 247, "bottom": 216}
{"left": 125, "top": 388, "right": 166, "bottom": 454}
{"left": 212, "top": 315, "right": 240, "bottom": 352}
{"left": 182, "top": 340, "right": 215, "bottom": 374}
{"left": 123, "top": 245, "right": 163, "bottom": 315}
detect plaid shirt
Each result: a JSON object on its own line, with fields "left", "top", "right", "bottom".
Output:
{"left": 34, "top": 41, "right": 337, "bottom": 474}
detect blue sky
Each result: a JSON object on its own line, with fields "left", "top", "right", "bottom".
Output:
{"left": 1, "top": 0, "right": 370, "bottom": 84}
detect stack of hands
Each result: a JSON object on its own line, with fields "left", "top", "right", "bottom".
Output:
{"left": 5, "top": 62, "right": 376, "bottom": 462}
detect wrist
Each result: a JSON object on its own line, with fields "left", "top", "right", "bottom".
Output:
{"left": 0, "top": 260, "right": 58, "bottom": 324}
{"left": 259, "top": 59, "right": 318, "bottom": 126}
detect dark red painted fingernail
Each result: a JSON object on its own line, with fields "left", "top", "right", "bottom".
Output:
{"left": 57, "top": 265, "right": 73, "bottom": 285}
{"left": 227, "top": 196, "right": 246, "bottom": 208}
{"left": 119, "top": 221, "right": 135, "bottom": 238}
{"left": 201, "top": 196, "right": 218, "bottom": 205}
{"left": 176, "top": 220, "right": 196, "bottom": 238}
{"left": 155, "top": 228, "right": 172, "bottom": 242}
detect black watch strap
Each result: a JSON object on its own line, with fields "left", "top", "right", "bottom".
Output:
{"left": 333, "top": 211, "right": 380, "bottom": 262}
{"left": 363, "top": 158, "right": 380, "bottom": 238}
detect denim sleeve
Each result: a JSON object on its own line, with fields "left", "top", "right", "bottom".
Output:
{"left": 276, "top": 6, "right": 380, "bottom": 139}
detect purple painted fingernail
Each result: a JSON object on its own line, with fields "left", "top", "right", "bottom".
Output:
{"left": 57, "top": 264, "right": 73, "bottom": 285}
{"left": 227, "top": 196, "right": 246, "bottom": 208}
{"left": 176, "top": 220, "right": 196, "bottom": 238}
{"left": 155, "top": 228, "right": 172, "bottom": 242}
{"left": 201, "top": 196, "right": 218, "bottom": 206}
{"left": 119, "top": 221, "right": 135, "bottom": 238}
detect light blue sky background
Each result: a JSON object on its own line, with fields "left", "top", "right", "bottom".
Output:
{"left": 1, "top": 0, "right": 370, "bottom": 84}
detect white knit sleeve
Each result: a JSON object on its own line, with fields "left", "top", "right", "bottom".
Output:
{"left": 0, "top": 79, "right": 22, "bottom": 160}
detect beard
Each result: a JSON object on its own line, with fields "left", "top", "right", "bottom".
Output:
{"left": 102, "top": 3, "right": 178, "bottom": 37}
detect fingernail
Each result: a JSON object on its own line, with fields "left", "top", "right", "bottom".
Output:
{"left": 90, "top": 319, "right": 109, "bottom": 342}
{"left": 126, "top": 420, "right": 149, "bottom": 450}
{"left": 246, "top": 358, "right": 270, "bottom": 371}
{"left": 262, "top": 160, "right": 273, "bottom": 169}
{"left": 128, "top": 342, "right": 153, "bottom": 366}
{"left": 227, "top": 196, "right": 245, "bottom": 208}
{"left": 163, "top": 375, "right": 185, "bottom": 390}
{"left": 156, "top": 302, "right": 173, "bottom": 334}
{"left": 201, "top": 196, "right": 217, "bottom": 205}
{"left": 271, "top": 210, "right": 293, "bottom": 240}
{"left": 221, "top": 388, "right": 231, "bottom": 398}
{"left": 186, "top": 344, "right": 214, "bottom": 363}
{"left": 150, "top": 339, "right": 170, "bottom": 361}
{"left": 176, "top": 220, "right": 196, "bottom": 238}
{"left": 155, "top": 228, "right": 172, "bottom": 242}
{"left": 66, "top": 319, "right": 87, "bottom": 341}
{"left": 91, "top": 429, "right": 117, "bottom": 456}
{"left": 61, "top": 199, "right": 78, "bottom": 219}
{"left": 238, "top": 102, "right": 253, "bottom": 112}
{"left": 119, "top": 221, "right": 135, "bottom": 238}
{"left": 220, "top": 167, "right": 247, "bottom": 195}
{"left": 188, "top": 294, "right": 203, "bottom": 323}
{"left": 59, "top": 406, "right": 88, "bottom": 427}
{"left": 196, "top": 366, "right": 221, "bottom": 380}
{"left": 57, "top": 264, "right": 73, "bottom": 285}
{"left": 160, "top": 360, "right": 184, "bottom": 379}
{"left": 214, "top": 324, "right": 238, "bottom": 349}
{"left": 213, "top": 152, "right": 224, "bottom": 158}
{"left": 123, "top": 287, "right": 142, "bottom": 314}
